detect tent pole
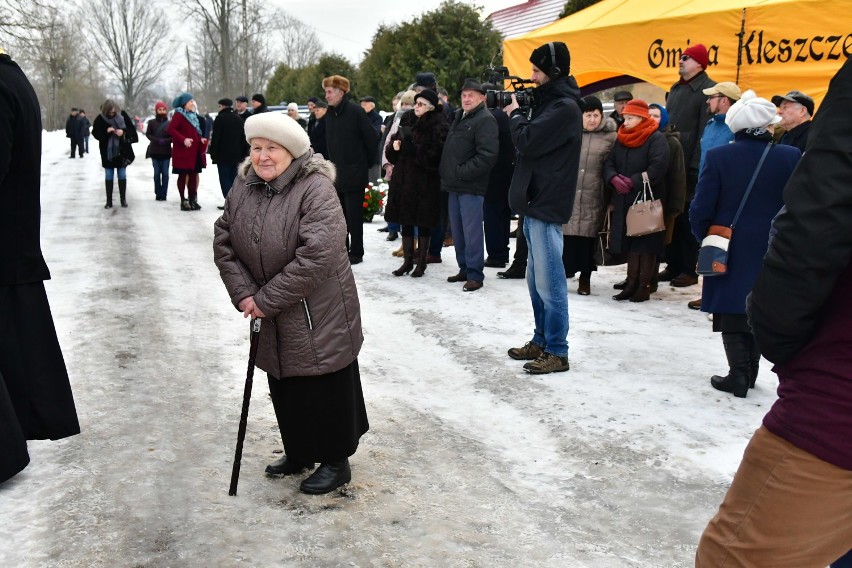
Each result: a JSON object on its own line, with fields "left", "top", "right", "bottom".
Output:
{"left": 735, "top": 8, "right": 746, "bottom": 84}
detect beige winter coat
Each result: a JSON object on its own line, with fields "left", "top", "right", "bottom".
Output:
{"left": 213, "top": 153, "right": 363, "bottom": 378}
{"left": 563, "top": 117, "right": 617, "bottom": 237}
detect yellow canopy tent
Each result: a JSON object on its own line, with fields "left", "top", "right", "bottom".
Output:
{"left": 502, "top": 0, "right": 851, "bottom": 106}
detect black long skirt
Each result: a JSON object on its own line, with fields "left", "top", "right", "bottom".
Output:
{"left": 0, "top": 283, "right": 80, "bottom": 441}
{"left": 563, "top": 235, "right": 597, "bottom": 276}
{"left": 267, "top": 359, "right": 369, "bottom": 464}
{"left": 0, "top": 370, "right": 30, "bottom": 483}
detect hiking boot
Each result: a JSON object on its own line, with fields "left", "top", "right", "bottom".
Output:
{"left": 462, "top": 280, "right": 483, "bottom": 291}
{"left": 523, "top": 352, "right": 570, "bottom": 374}
{"left": 447, "top": 272, "right": 467, "bottom": 283}
{"left": 508, "top": 341, "right": 544, "bottom": 360}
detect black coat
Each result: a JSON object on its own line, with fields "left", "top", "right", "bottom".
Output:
{"left": 145, "top": 117, "right": 172, "bottom": 158}
{"left": 92, "top": 110, "right": 138, "bottom": 169}
{"left": 603, "top": 129, "right": 670, "bottom": 254}
{"left": 0, "top": 55, "right": 80, "bottom": 477}
{"left": 486, "top": 107, "right": 515, "bottom": 203}
{"left": 65, "top": 114, "right": 80, "bottom": 139}
{"left": 666, "top": 71, "right": 715, "bottom": 176}
{"left": 1, "top": 54, "right": 49, "bottom": 286}
{"left": 309, "top": 116, "right": 328, "bottom": 158}
{"left": 384, "top": 109, "right": 448, "bottom": 227}
{"left": 778, "top": 120, "right": 811, "bottom": 154}
{"left": 507, "top": 75, "right": 583, "bottom": 224}
{"left": 210, "top": 107, "right": 247, "bottom": 165}
{"left": 324, "top": 94, "right": 379, "bottom": 193}
{"left": 439, "top": 102, "right": 498, "bottom": 196}
{"left": 748, "top": 59, "right": 852, "bottom": 365}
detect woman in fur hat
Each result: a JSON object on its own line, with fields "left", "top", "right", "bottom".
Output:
{"left": 214, "top": 112, "right": 368, "bottom": 495}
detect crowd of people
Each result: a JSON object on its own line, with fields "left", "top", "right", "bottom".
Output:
{"left": 4, "top": 36, "right": 851, "bottom": 565}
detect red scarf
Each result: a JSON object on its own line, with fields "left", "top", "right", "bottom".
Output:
{"left": 617, "top": 118, "right": 658, "bottom": 148}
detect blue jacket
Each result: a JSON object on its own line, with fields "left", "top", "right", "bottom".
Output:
{"left": 698, "top": 114, "right": 733, "bottom": 174}
{"left": 690, "top": 136, "right": 800, "bottom": 314}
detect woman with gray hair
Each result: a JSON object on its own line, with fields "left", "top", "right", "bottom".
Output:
{"left": 213, "top": 112, "right": 368, "bottom": 494}
{"left": 689, "top": 90, "right": 801, "bottom": 398}
{"left": 91, "top": 99, "right": 138, "bottom": 208}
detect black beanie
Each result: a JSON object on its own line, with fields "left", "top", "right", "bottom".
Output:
{"left": 252, "top": 93, "right": 266, "bottom": 105}
{"left": 530, "top": 42, "right": 571, "bottom": 77}
{"left": 581, "top": 95, "right": 603, "bottom": 114}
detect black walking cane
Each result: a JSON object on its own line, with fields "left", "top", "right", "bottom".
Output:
{"left": 229, "top": 317, "right": 262, "bottom": 496}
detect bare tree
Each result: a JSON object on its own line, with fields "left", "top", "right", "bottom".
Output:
{"left": 0, "top": 0, "right": 51, "bottom": 44}
{"left": 276, "top": 12, "right": 323, "bottom": 69}
{"left": 186, "top": 0, "right": 237, "bottom": 96}
{"left": 84, "top": 0, "right": 171, "bottom": 113}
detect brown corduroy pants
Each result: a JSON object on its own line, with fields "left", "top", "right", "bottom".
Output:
{"left": 696, "top": 426, "right": 852, "bottom": 567}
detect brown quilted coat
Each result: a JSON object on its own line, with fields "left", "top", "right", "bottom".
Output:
{"left": 213, "top": 153, "right": 363, "bottom": 378}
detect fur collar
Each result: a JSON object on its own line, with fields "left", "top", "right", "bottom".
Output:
{"left": 237, "top": 151, "right": 336, "bottom": 193}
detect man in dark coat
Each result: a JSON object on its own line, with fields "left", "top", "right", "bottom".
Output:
{"left": 251, "top": 93, "right": 269, "bottom": 115}
{"left": 65, "top": 107, "right": 83, "bottom": 158}
{"left": 505, "top": 41, "right": 583, "bottom": 374}
{"left": 308, "top": 100, "right": 328, "bottom": 157}
{"left": 211, "top": 97, "right": 247, "bottom": 208}
{"left": 0, "top": 50, "right": 80, "bottom": 483}
{"left": 360, "top": 96, "right": 383, "bottom": 183}
{"left": 235, "top": 96, "right": 251, "bottom": 121}
{"left": 609, "top": 90, "right": 632, "bottom": 127}
{"left": 483, "top": 83, "right": 515, "bottom": 268}
{"left": 696, "top": 58, "right": 852, "bottom": 567}
{"left": 78, "top": 110, "right": 91, "bottom": 154}
{"left": 439, "top": 78, "right": 498, "bottom": 292}
{"left": 771, "top": 89, "right": 813, "bottom": 153}
{"left": 322, "top": 74, "right": 379, "bottom": 265}
{"left": 659, "top": 42, "right": 716, "bottom": 288}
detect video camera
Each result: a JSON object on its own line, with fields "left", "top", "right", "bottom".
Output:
{"left": 483, "top": 66, "right": 538, "bottom": 113}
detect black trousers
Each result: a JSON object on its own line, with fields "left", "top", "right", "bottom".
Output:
{"left": 70, "top": 138, "right": 83, "bottom": 157}
{"left": 337, "top": 191, "right": 364, "bottom": 257}
{"left": 484, "top": 198, "right": 512, "bottom": 264}
{"left": 512, "top": 214, "right": 528, "bottom": 266}
{"left": 664, "top": 201, "right": 700, "bottom": 277}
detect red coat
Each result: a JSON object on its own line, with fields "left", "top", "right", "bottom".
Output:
{"left": 167, "top": 111, "right": 207, "bottom": 170}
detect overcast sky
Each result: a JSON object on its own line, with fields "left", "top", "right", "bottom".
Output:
{"left": 277, "top": 0, "right": 519, "bottom": 64}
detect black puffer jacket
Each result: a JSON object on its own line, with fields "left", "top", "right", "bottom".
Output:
{"left": 508, "top": 75, "right": 583, "bottom": 224}
{"left": 439, "top": 102, "right": 498, "bottom": 196}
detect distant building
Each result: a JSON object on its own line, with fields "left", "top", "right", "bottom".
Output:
{"left": 487, "top": 0, "right": 566, "bottom": 39}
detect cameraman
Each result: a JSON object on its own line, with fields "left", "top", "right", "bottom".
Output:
{"left": 504, "top": 41, "right": 583, "bottom": 374}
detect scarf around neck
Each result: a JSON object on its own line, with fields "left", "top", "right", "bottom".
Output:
{"left": 176, "top": 107, "right": 202, "bottom": 135}
{"left": 102, "top": 112, "right": 126, "bottom": 161}
{"left": 617, "top": 117, "right": 658, "bottom": 148}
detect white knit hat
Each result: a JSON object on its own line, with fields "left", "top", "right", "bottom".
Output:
{"left": 725, "top": 89, "right": 782, "bottom": 133}
{"left": 244, "top": 112, "right": 310, "bottom": 158}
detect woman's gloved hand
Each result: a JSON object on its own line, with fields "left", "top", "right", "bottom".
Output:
{"left": 610, "top": 174, "right": 633, "bottom": 195}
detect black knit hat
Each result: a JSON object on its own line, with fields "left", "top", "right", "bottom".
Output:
{"left": 529, "top": 42, "right": 571, "bottom": 78}
{"left": 251, "top": 93, "right": 266, "bottom": 105}
{"left": 581, "top": 95, "right": 603, "bottom": 114}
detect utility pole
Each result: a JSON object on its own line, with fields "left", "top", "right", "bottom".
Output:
{"left": 186, "top": 45, "right": 192, "bottom": 92}
{"left": 242, "top": 0, "right": 249, "bottom": 96}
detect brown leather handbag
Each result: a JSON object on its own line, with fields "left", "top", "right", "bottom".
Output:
{"left": 626, "top": 172, "right": 665, "bottom": 237}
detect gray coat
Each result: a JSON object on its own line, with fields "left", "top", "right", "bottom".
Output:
{"left": 213, "top": 153, "right": 363, "bottom": 378}
{"left": 563, "top": 117, "right": 617, "bottom": 237}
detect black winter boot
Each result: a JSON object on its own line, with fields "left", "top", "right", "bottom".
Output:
{"left": 411, "top": 236, "right": 431, "bottom": 277}
{"left": 118, "top": 179, "right": 128, "bottom": 207}
{"left": 299, "top": 459, "right": 351, "bottom": 494}
{"left": 180, "top": 199, "right": 191, "bottom": 211}
{"left": 189, "top": 199, "right": 201, "bottom": 210}
{"left": 497, "top": 261, "right": 526, "bottom": 279}
{"left": 104, "top": 179, "right": 114, "bottom": 209}
{"left": 613, "top": 253, "right": 639, "bottom": 301}
{"left": 392, "top": 236, "right": 414, "bottom": 276}
{"left": 746, "top": 333, "right": 761, "bottom": 388}
{"left": 265, "top": 456, "right": 315, "bottom": 476}
{"left": 630, "top": 253, "right": 656, "bottom": 302}
{"left": 711, "top": 333, "right": 750, "bottom": 398}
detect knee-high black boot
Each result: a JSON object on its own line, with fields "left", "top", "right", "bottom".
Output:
{"left": 613, "top": 253, "right": 639, "bottom": 301}
{"left": 746, "top": 333, "right": 760, "bottom": 388}
{"left": 104, "top": 179, "right": 114, "bottom": 209}
{"left": 411, "top": 236, "right": 431, "bottom": 277}
{"left": 118, "top": 179, "right": 128, "bottom": 207}
{"left": 392, "top": 236, "right": 414, "bottom": 276}
{"left": 711, "top": 333, "right": 750, "bottom": 398}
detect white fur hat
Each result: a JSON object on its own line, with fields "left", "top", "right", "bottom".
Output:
{"left": 725, "top": 89, "right": 782, "bottom": 132}
{"left": 244, "top": 112, "right": 310, "bottom": 157}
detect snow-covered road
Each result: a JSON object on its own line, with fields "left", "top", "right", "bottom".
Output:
{"left": 1, "top": 131, "right": 776, "bottom": 567}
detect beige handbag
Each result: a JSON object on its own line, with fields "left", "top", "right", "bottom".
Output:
{"left": 626, "top": 172, "right": 665, "bottom": 237}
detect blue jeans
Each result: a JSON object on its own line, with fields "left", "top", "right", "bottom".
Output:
{"left": 833, "top": 550, "right": 852, "bottom": 568}
{"left": 217, "top": 163, "right": 238, "bottom": 199}
{"left": 524, "top": 216, "right": 568, "bottom": 357}
{"left": 104, "top": 167, "right": 126, "bottom": 181}
{"left": 152, "top": 158, "right": 170, "bottom": 199}
{"left": 447, "top": 192, "right": 485, "bottom": 282}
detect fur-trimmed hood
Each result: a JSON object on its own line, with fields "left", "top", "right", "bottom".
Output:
{"left": 237, "top": 151, "right": 336, "bottom": 193}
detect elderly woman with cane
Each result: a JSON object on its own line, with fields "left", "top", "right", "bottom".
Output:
{"left": 214, "top": 112, "right": 368, "bottom": 495}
